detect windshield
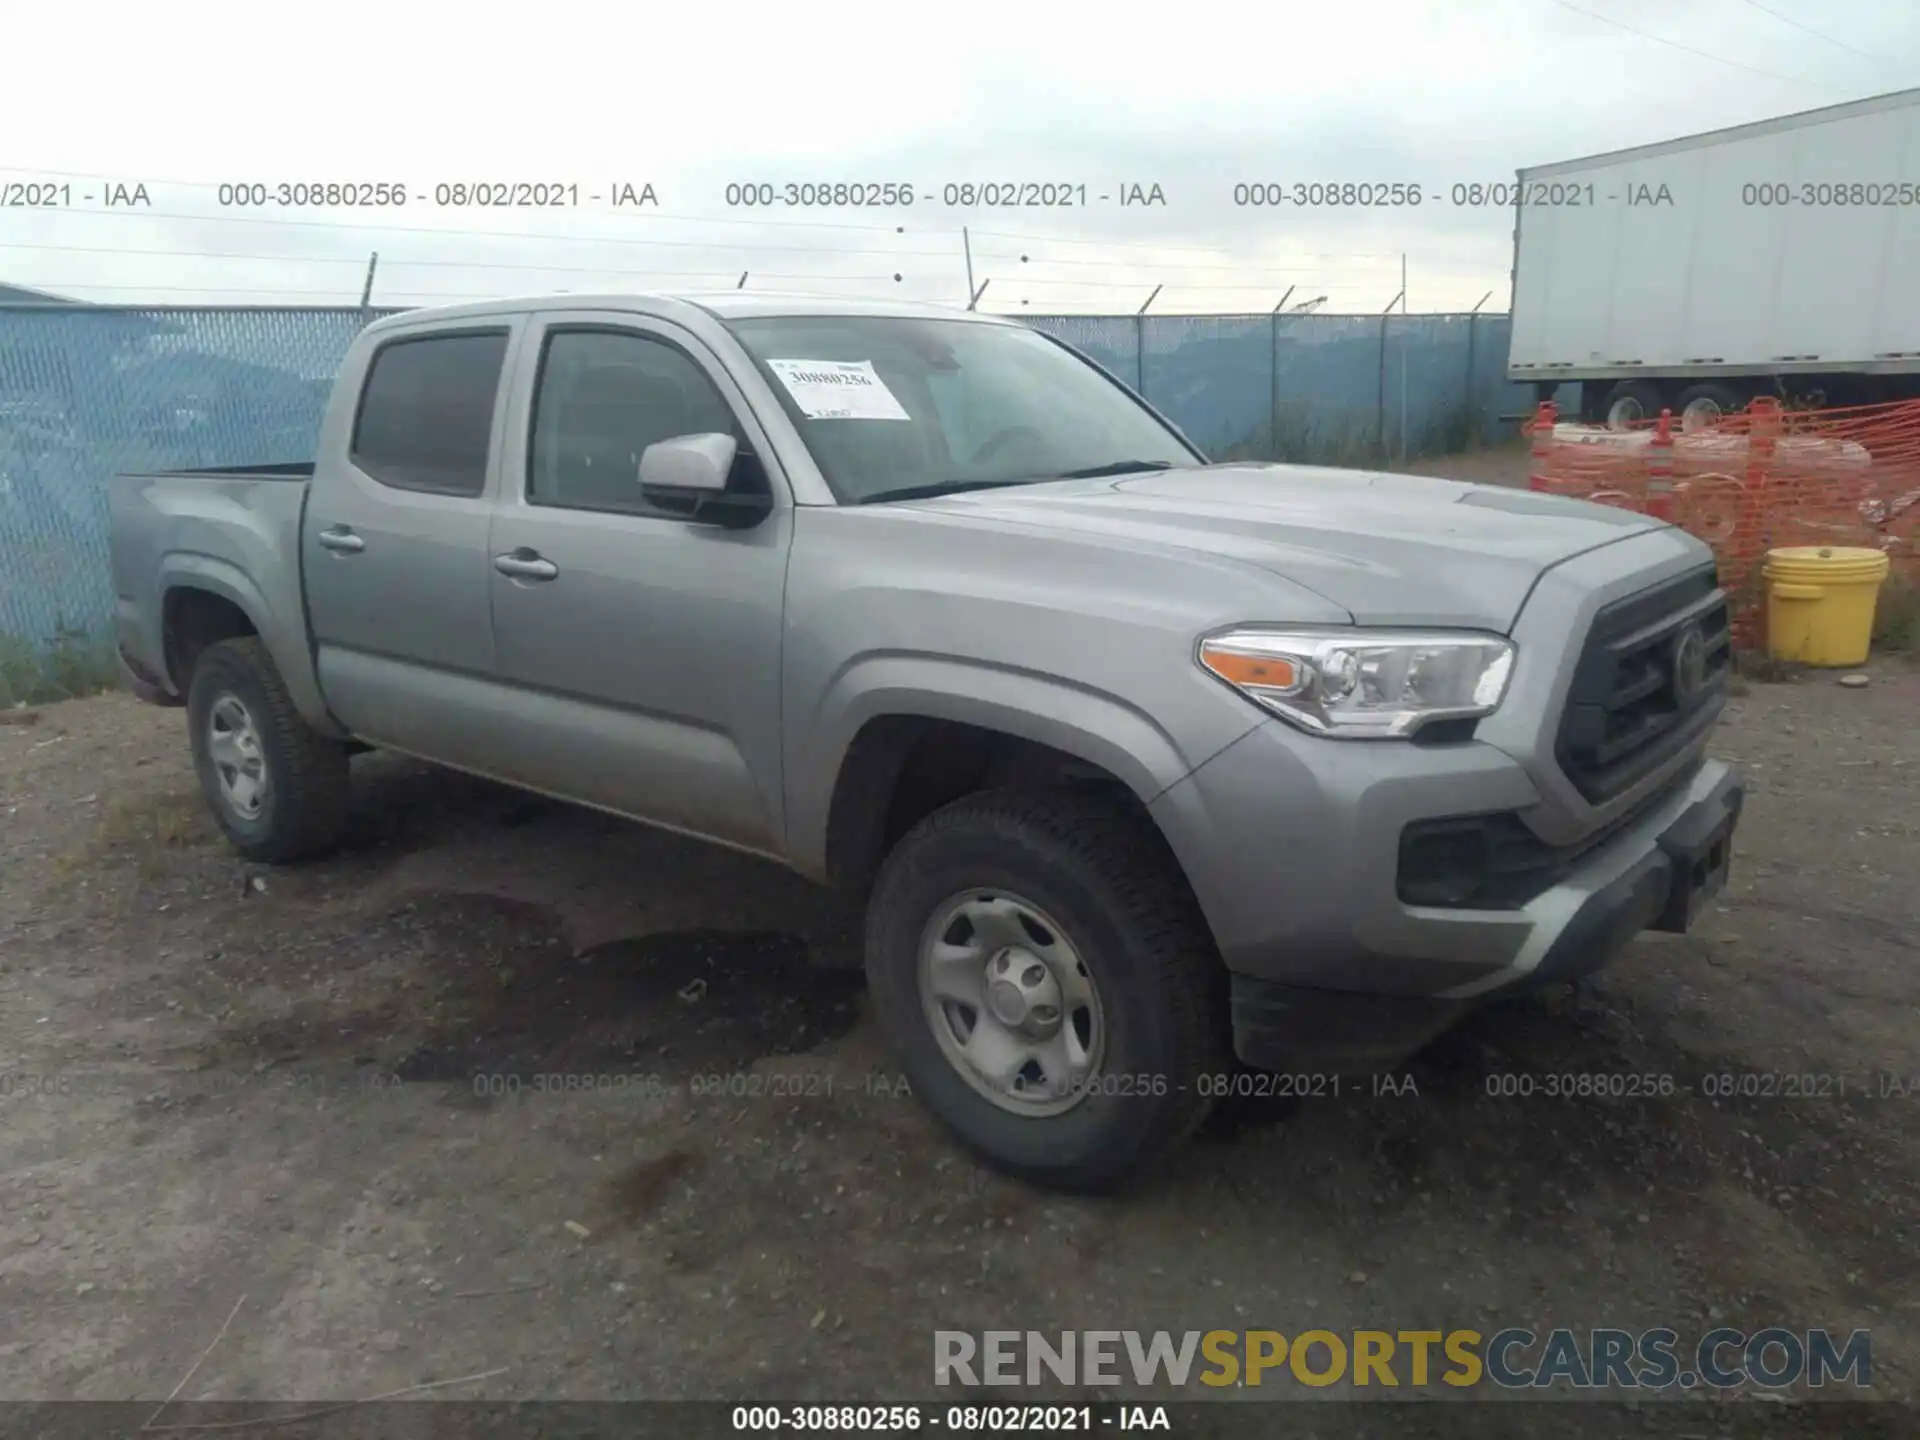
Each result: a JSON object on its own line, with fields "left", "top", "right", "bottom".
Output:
{"left": 723, "top": 314, "right": 1202, "bottom": 504}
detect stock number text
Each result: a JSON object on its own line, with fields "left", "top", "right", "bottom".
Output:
{"left": 725, "top": 182, "right": 915, "bottom": 207}
{"left": 1743, "top": 181, "right": 1919, "bottom": 207}
{"left": 471, "top": 1072, "right": 667, "bottom": 1098}
{"left": 731, "top": 1405, "right": 927, "bottom": 1431}
{"left": 218, "top": 182, "right": 409, "bottom": 208}
{"left": 1235, "top": 182, "right": 1421, "bottom": 207}
{"left": 1485, "top": 1072, "right": 1677, "bottom": 1099}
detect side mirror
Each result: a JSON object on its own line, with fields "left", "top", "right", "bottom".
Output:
{"left": 637, "top": 432, "right": 771, "bottom": 529}
{"left": 639, "top": 432, "right": 735, "bottom": 495}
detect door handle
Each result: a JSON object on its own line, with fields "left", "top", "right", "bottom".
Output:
{"left": 316, "top": 526, "right": 364, "bottom": 554}
{"left": 494, "top": 550, "right": 559, "bottom": 581}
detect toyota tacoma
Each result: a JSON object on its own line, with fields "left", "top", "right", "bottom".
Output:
{"left": 108, "top": 293, "right": 1743, "bottom": 1190}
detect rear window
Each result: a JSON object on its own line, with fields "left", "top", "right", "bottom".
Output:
{"left": 351, "top": 330, "right": 509, "bottom": 496}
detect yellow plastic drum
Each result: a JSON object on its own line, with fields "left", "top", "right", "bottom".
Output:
{"left": 1762, "top": 546, "right": 1891, "bottom": 667}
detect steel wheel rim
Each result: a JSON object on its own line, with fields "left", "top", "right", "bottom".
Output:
{"left": 207, "top": 693, "right": 270, "bottom": 820}
{"left": 1680, "top": 396, "right": 1722, "bottom": 432}
{"left": 917, "top": 888, "right": 1106, "bottom": 1117}
{"left": 1607, "top": 395, "right": 1645, "bottom": 429}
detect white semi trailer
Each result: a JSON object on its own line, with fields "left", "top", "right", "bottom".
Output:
{"left": 1507, "top": 86, "right": 1920, "bottom": 428}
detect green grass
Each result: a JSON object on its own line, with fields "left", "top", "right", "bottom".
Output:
{"left": 1217, "top": 406, "right": 1385, "bottom": 469}
{"left": 1873, "top": 570, "right": 1919, "bottom": 654}
{"left": 0, "top": 622, "right": 121, "bottom": 709}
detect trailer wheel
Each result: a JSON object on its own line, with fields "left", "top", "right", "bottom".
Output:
{"left": 1675, "top": 383, "right": 1744, "bottom": 432}
{"left": 1601, "top": 381, "right": 1665, "bottom": 430}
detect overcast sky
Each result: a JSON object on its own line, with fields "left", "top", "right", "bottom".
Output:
{"left": 2, "top": 0, "right": 1916, "bottom": 315}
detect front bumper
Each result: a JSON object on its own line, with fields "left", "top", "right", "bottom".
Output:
{"left": 1148, "top": 720, "right": 1742, "bottom": 1073}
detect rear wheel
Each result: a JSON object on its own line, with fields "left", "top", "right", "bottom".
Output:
{"left": 187, "top": 637, "right": 350, "bottom": 863}
{"left": 864, "top": 788, "right": 1228, "bottom": 1192}
{"left": 1601, "top": 380, "right": 1665, "bottom": 430}
{"left": 1675, "top": 382, "right": 1745, "bottom": 432}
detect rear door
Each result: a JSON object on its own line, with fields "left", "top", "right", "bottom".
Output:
{"left": 483, "top": 311, "right": 793, "bottom": 854}
{"left": 303, "top": 317, "right": 522, "bottom": 767}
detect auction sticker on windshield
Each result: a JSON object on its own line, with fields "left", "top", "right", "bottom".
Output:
{"left": 765, "top": 359, "right": 911, "bottom": 420}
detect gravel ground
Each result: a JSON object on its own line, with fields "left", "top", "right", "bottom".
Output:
{"left": 2, "top": 519, "right": 1917, "bottom": 1434}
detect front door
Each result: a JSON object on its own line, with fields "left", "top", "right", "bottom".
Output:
{"left": 484, "top": 314, "right": 793, "bottom": 854}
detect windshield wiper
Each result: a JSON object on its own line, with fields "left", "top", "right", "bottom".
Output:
{"left": 1046, "top": 459, "right": 1178, "bottom": 479}
{"left": 855, "top": 461, "right": 1177, "bottom": 505}
{"left": 855, "top": 479, "right": 1040, "bottom": 505}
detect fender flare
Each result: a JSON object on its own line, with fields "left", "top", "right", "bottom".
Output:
{"left": 156, "top": 555, "right": 343, "bottom": 737}
{"left": 788, "top": 652, "right": 1196, "bottom": 878}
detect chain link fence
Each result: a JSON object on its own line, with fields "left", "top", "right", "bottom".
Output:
{"left": 0, "top": 303, "right": 1547, "bottom": 689}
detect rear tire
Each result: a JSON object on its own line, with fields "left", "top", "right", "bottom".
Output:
{"left": 1675, "top": 382, "right": 1745, "bottom": 432}
{"left": 864, "top": 787, "right": 1228, "bottom": 1193}
{"left": 187, "top": 637, "right": 350, "bottom": 863}
{"left": 1601, "top": 380, "right": 1665, "bottom": 430}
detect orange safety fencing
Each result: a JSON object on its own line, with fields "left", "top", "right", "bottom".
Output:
{"left": 1521, "top": 395, "right": 1920, "bottom": 646}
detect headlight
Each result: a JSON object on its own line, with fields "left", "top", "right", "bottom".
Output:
{"left": 1197, "top": 629, "right": 1514, "bottom": 738}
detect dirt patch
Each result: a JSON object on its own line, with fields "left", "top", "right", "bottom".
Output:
{"left": 176, "top": 888, "right": 864, "bottom": 1095}
{"left": 2, "top": 658, "right": 1918, "bottom": 1412}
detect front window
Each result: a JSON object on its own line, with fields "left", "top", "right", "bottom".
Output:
{"left": 724, "top": 314, "right": 1201, "bottom": 505}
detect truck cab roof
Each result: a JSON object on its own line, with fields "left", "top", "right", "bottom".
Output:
{"left": 360, "top": 292, "right": 1016, "bottom": 335}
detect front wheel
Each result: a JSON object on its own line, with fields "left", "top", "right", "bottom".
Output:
{"left": 187, "top": 637, "right": 350, "bottom": 863}
{"left": 864, "top": 788, "right": 1228, "bottom": 1192}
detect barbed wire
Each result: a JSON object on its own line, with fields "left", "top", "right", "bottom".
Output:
{"left": 1730, "top": 0, "right": 1907, "bottom": 68}
{"left": 10, "top": 277, "right": 1392, "bottom": 305}
{"left": 1539, "top": 0, "right": 1853, "bottom": 90}
{"left": 7, "top": 263, "right": 1382, "bottom": 296}
{"left": 0, "top": 206, "right": 954, "bottom": 262}
{"left": 0, "top": 165, "right": 1496, "bottom": 314}
{"left": 0, "top": 197, "right": 1495, "bottom": 311}
{"left": 0, "top": 236, "right": 1405, "bottom": 280}
{"left": 0, "top": 245, "right": 913, "bottom": 286}
{"left": 0, "top": 245, "right": 1422, "bottom": 308}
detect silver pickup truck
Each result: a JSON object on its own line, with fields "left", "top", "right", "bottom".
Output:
{"left": 109, "top": 293, "right": 1743, "bottom": 1190}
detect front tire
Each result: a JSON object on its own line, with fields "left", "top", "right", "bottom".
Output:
{"left": 864, "top": 788, "right": 1228, "bottom": 1192}
{"left": 187, "top": 637, "right": 350, "bottom": 863}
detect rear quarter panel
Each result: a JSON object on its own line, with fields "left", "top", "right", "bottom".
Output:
{"left": 109, "top": 470, "right": 338, "bottom": 734}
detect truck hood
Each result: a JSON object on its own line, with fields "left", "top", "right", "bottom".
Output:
{"left": 904, "top": 462, "right": 1663, "bottom": 630}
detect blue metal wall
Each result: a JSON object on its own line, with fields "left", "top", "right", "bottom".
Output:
{"left": 0, "top": 304, "right": 1549, "bottom": 659}
{"left": 1040, "top": 311, "right": 1547, "bottom": 461}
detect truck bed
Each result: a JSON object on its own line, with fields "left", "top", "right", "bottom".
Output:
{"left": 107, "top": 462, "right": 327, "bottom": 723}
{"left": 143, "top": 461, "right": 317, "bottom": 480}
